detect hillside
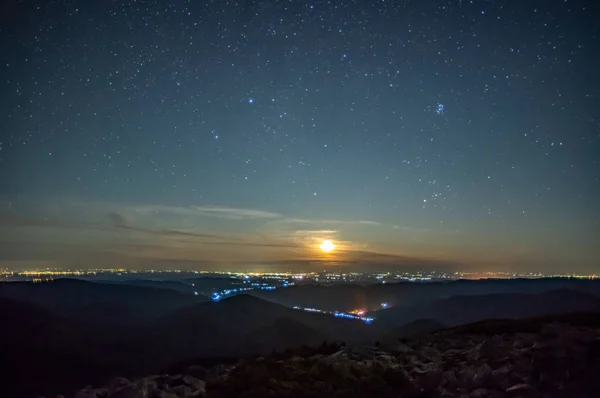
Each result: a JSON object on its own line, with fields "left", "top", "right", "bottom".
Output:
{"left": 69, "top": 312, "right": 600, "bottom": 398}
{"left": 0, "top": 298, "right": 112, "bottom": 398}
{"left": 0, "top": 278, "right": 209, "bottom": 337}
{"left": 374, "top": 288, "right": 600, "bottom": 327}
{"left": 0, "top": 278, "right": 208, "bottom": 318}
{"left": 249, "top": 279, "right": 600, "bottom": 312}
{"left": 0, "top": 293, "right": 378, "bottom": 397}
{"left": 134, "top": 294, "right": 381, "bottom": 365}
{"left": 5, "top": 282, "right": 600, "bottom": 397}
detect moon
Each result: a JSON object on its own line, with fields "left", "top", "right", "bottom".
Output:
{"left": 320, "top": 240, "right": 336, "bottom": 253}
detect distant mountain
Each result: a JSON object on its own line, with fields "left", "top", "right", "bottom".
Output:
{"left": 0, "top": 278, "right": 209, "bottom": 332}
{"left": 0, "top": 298, "right": 111, "bottom": 398}
{"left": 69, "top": 312, "right": 600, "bottom": 398}
{"left": 234, "top": 318, "right": 326, "bottom": 355}
{"left": 99, "top": 278, "right": 198, "bottom": 294}
{"left": 249, "top": 278, "right": 600, "bottom": 312}
{"left": 0, "top": 297, "right": 77, "bottom": 346}
{"left": 136, "top": 294, "right": 381, "bottom": 366}
{"left": 392, "top": 318, "right": 446, "bottom": 337}
{"left": 6, "top": 279, "right": 600, "bottom": 397}
{"left": 374, "top": 288, "right": 600, "bottom": 327}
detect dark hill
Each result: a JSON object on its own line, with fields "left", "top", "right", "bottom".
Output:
{"left": 374, "top": 288, "right": 600, "bottom": 327}
{"left": 134, "top": 294, "right": 381, "bottom": 367}
{"left": 249, "top": 278, "right": 600, "bottom": 312}
{"left": 98, "top": 278, "right": 198, "bottom": 294}
{"left": 235, "top": 318, "right": 326, "bottom": 355}
{"left": 0, "top": 298, "right": 116, "bottom": 398}
{"left": 70, "top": 311, "right": 600, "bottom": 398}
{"left": 392, "top": 318, "right": 446, "bottom": 337}
{"left": 0, "top": 297, "right": 77, "bottom": 345}
{"left": 0, "top": 278, "right": 208, "bottom": 330}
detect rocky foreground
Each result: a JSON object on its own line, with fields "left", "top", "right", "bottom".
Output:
{"left": 59, "top": 317, "right": 600, "bottom": 398}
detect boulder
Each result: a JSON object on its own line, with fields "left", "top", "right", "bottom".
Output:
{"left": 108, "top": 385, "right": 145, "bottom": 398}
{"left": 491, "top": 365, "right": 521, "bottom": 390}
{"left": 415, "top": 368, "right": 443, "bottom": 393}
{"left": 374, "top": 354, "right": 397, "bottom": 365}
{"left": 472, "top": 363, "right": 493, "bottom": 389}
{"left": 470, "top": 388, "right": 491, "bottom": 398}
{"left": 183, "top": 375, "right": 206, "bottom": 393}
{"left": 106, "top": 377, "right": 130, "bottom": 391}
{"left": 467, "top": 340, "right": 497, "bottom": 363}
{"left": 167, "top": 384, "right": 193, "bottom": 397}
{"left": 506, "top": 383, "right": 538, "bottom": 397}
{"left": 186, "top": 365, "right": 207, "bottom": 380}
{"left": 156, "top": 392, "right": 179, "bottom": 398}
{"left": 74, "top": 387, "right": 107, "bottom": 398}
{"left": 458, "top": 367, "right": 477, "bottom": 389}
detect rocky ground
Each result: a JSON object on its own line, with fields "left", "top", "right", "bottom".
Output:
{"left": 54, "top": 318, "right": 600, "bottom": 398}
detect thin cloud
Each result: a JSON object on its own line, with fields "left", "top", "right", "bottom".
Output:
{"left": 290, "top": 229, "right": 339, "bottom": 236}
{"left": 107, "top": 212, "right": 233, "bottom": 240}
{"left": 201, "top": 240, "right": 299, "bottom": 248}
{"left": 133, "top": 204, "right": 281, "bottom": 220}
{"left": 275, "top": 218, "right": 381, "bottom": 226}
{"left": 193, "top": 206, "right": 281, "bottom": 219}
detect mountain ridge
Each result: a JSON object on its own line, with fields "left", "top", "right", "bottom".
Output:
{"left": 67, "top": 311, "right": 600, "bottom": 398}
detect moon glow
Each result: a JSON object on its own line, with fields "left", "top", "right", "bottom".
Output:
{"left": 320, "top": 240, "right": 336, "bottom": 253}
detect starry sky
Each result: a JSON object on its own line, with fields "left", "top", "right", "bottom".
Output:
{"left": 0, "top": 0, "right": 599, "bottom": 273}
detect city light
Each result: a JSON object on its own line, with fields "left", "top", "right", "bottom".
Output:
{"left": 293, "top": 306, "right": 375, "bottom": 323}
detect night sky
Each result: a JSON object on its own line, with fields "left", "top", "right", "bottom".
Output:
{"left": 1, "top": 0, "right": 599, "bottom": 273}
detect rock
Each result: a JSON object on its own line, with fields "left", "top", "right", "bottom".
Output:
{"left": 349, "top": 345, "right": 377, "bottom": 360}
{"left": 74, "top": 387, "right": 107, "bottom": 398}
{"left": 107, "top": 377, "right": 130, "bottom": 391}
{"left": 370, "top": 358, "right": 386, "bottom": 373}
{"left": 393, "top": 343, "right": 414, "bottom": 354}
{"left": 491, "top": 365, "right": 521, "bottom": 390}
{"left": 468, "top": 340, "right": 497, "bottom": 362}
{"left": 186, "top": 365, "right": 207, "bottom": 380}
{"left": 442, "top": 369, "right": 459, "bottom": 389}
{"left": 183, "top": 375, "right": 206, "bottom": 393}
{"left": 167, "top": 384, "right": 193, "bottom": 397}
{"left": 506, "top": 383, "right": 537, "bottom": 396}
{"left": 458, "top": 367, "right": 477, "bottom": 388}
{"left": 511, "top": 357, "right": 532, "bottom": 377}
{"left": 108, "top": 385, "right": 145, "bottom": 398}
{"left": 206, "top": 364, "right": 233, "bottom": 381}
{"left": 473, "top": 363, "right": 493, "bottom": 389}
{"left": 63, "top": 323, "right": 600, "bottom": 398}
{"left": 374, "top": 354, "right": 396, "bottom": 365}
{"left": 471, "top": 388, "right": 491, "bottom": 398}
{"left": 326, "top": 349, "right": 349, "bottom": 363}
{"left": 157, "top": 392, "right": 179, "bottom": 398}
{"left": 415, "top": 368, "right": 443, "bottom": 393}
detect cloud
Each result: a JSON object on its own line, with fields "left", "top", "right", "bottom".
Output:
{"left": 133, "top": 204, "right": 281, "bottom": 220}
{"left": 251, "top": 251, "right": 465, "bottom": 272}
{"left": 288, "top": 229, "right": 339, "bottom": 237}
{"left": 5, "top": 196, "right": 448, "bottom": 271}
{"left": 107, "top": 212, "right": 127, "bottom": 228}
{"left": 278, "top": 218, "right": 380, "bottom": 226}
{"left": 201, "top": 240, "right": 299, "bottom": 248}
{"left": 192, "top": 206, "right": 282, "bottom": 219}
{"left": 107, "top": 211, "right": 232, "bottom": 240}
